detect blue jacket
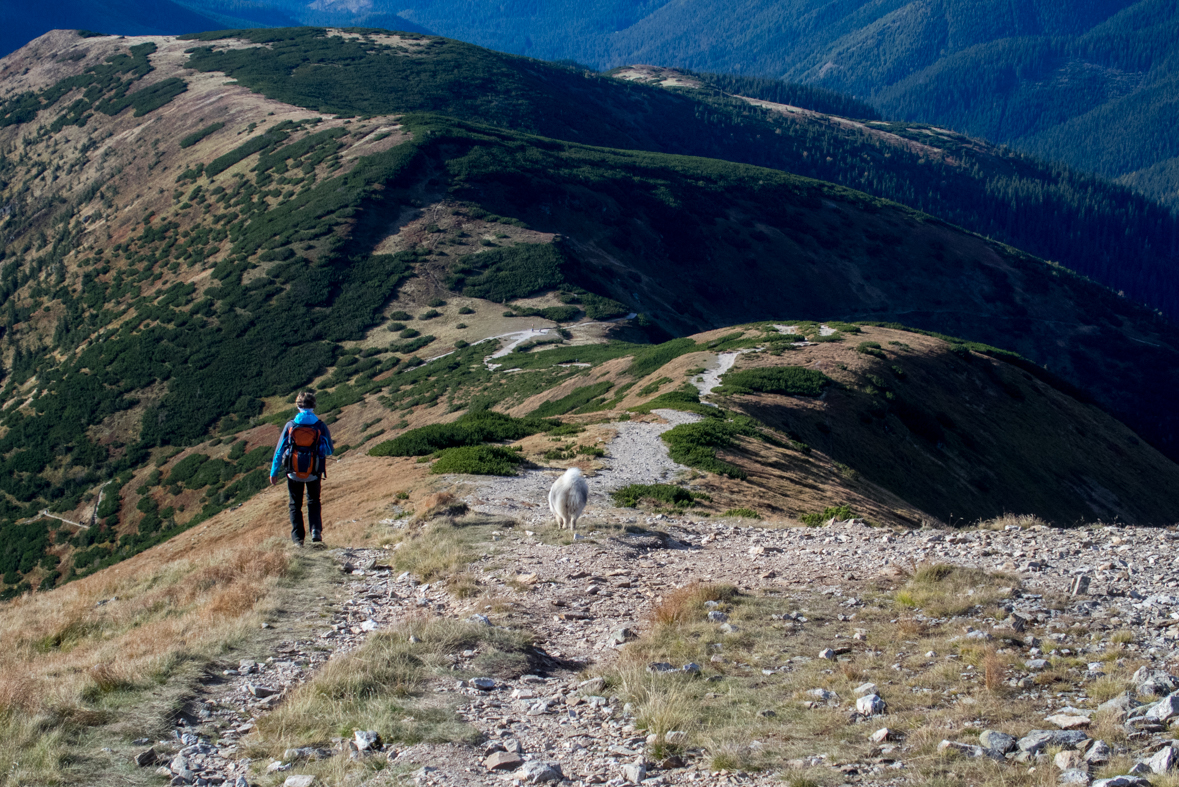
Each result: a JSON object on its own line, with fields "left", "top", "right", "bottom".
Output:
{"left": 271, "top": 409, "right": 334, "bottom": 481}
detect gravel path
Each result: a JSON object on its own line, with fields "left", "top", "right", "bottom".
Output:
{"left": 463, "top": 409, "right": 703, "bottom": 525}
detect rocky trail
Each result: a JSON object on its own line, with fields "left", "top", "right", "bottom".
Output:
{"left": 136, "top": 411, "right": 1179, "bottom": 787}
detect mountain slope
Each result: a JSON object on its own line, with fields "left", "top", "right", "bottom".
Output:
{"left": 1, "top": 29, "right": 1179, "bottom": 598}
{"left": 174, "top": 27, "right": 1179, "bottom": 326}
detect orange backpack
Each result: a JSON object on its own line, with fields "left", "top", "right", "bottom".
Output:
{"left": 285, "top": 423, "right": 324, "bottom": 481}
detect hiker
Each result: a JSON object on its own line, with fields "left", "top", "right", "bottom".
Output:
{"left": 270, "top": 391, "right": 334, "bottom": 545}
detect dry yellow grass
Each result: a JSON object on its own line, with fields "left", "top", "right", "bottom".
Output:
{"left": 598, "top": 570, "right": 1138, "bottom": 784}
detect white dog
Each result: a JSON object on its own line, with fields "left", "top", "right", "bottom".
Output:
{"left": 548, "top": 467, "right": 588, "bottom": 531}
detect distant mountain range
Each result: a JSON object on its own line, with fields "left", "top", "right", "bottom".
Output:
{"left": 5, "top": 1, "right": 1177, "bottom": 209}
{"left": 0, "top": 0, "right": 428, "bottom": 60}
{"left": 380, "top": 0, "right": 1179, "bottom": 211}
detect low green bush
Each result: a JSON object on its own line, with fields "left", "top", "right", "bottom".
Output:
{"left": 629, "top": 388, "right": 718, "bottom": 417}
{"left": 611, "top": 484, "right": 703, "bottom": 508}
{"left": 722, "top": 508, "right": 761, "bottom": 519}
{"left": 799, "top": 505, "right": 854, "bottom": 526}
{"left": 856, "top": 341, "right": 885, "bottom": 358}
{"left": 369, "top": 410, "right": 555, "bottom": 457}
{"left": 430, "top": 445, "right": 526, "bottom": 476}
{"left": 717, "top": 367, "right": 831, "bottom": 397}
{"left": 662, "top": 419, "right": 755, "bottom": 479}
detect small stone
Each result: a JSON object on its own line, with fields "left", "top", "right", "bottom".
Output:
{"left": 485, "top": 751, "right": 524, "bottom": 771}
{"left": 610, "top": 628, "right": 636, "bottom": 646}
{"left": 622, "top": 760, "right": 647, "bottom": 784}
{"left": 1127, "top": 763, "right": 1152, "bottom": 776}
{"left": 283, "top": 777, "right": 316, "bottom": 787}
{"left": 471, "top": 677, "right": 498, "bottom": 691}
{"left": 979, "top": 730, "right": 1017, "bottom": 753}
{"left": 870, "top": 728, "right": 894, "bottom": 744}
{"left": 856, "top": 694, "right": 886, "bottom": 716}
{"left": 757, "top": 709, "right": 776, "bottom": 718}
{"left": 647, "top": 662, "right": 675, "bottom": 673}
{"left": 1059, "top": 768, "right": 1092, "bottom": 785}
{"left": 579, "top": 677, "right": 607, "bottom": 693}
{"left": 707, "top": 611, "right": 729, "bottom": 623}
{"left": 819, "top": 648, "right": 836, "bottom": 660}
{"left": 516, "top": 761, "right": 563, "bottom": 783}
{"left": 681, "top": 662, "right": 702, "bottom": 675}
{"left": 938, "top": 740, "right": 986, "bottom": 758}
{"left": 247, "top": 684, "right": 278, "bottom": 698}
{"left": 854, "top": 682, "right": 877, "bottom": 697}
{"left": 1026, "top": 659, "right": 1050, "bottom": 671}
{"left": 1055, "top": 750, "right": 1084, "bottom": 771}
{"left": 719, "top": 623, "right": 739, "bottom": 634}
{"left": 467, "top": 614, "right": 492, "bottom": 626}
{"left": 807, "top": 688, "right": 838, "bottom": 703}
{"left": 134, "top": 748, "right": 157, "bottom": 767}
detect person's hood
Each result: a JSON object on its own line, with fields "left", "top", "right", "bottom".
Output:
{"left": 294, "top": 409, "right": 320, "bottom": 425}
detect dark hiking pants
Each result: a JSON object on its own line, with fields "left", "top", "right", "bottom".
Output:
{"left": 287, "top": 478, "right": 322, "bottom": 542}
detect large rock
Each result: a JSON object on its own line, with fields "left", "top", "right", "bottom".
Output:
{"left": 1147, "top": 745, "right": 1179, "bottom": 774}
{"left": 1047, "top": 714, "right": 1092, "bottom": 730}
{"left": 354, "top": 730, "right": 381, "bottom": 752}
{"left": 485, "top": 751, "right": 524, "bottom": 771}
{"left": 1145, "top": 694, "right": 1179, "bottom": 722}
{"left": 515, "top": 761, "right": 564, "bottom": 784}
{"left": 1133, "top": 667, "right": 1179, "bottom": 696}
{"left": 1059, "top": 769, "right": 1091, "bottom": 785}
{"left": 1092, "top": 777, "right": 1151, "bottom": 787}
{"left": 134, "top": 747, "right": 157, "bottom": 767}
{"left": 979, "top": 730, "right": 1017, "bottom": 753}
{"left": 1085, "top": 740, "right": 1113, "bottom": 765}
{"left": 856, "top": 694, "right": 886, "bottom": 716}
{"left": 1098, "top": 694, "right": 1134, "bottom": 720}
{"left": 283, "top": 777, "right": 317, "bottom": 787}
{"left": 1018, "top": 730, "right": 1090, "bottom": 754}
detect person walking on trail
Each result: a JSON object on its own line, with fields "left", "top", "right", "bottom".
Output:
{"left": 270, "top": 391, "right": 334, "bottom": 545}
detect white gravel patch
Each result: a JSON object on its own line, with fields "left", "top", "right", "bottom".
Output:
{"left": 693, "top": 350, "right": 750, "bottom": 403}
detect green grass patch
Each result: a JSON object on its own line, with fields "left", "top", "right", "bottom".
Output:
{"left": 628, "top": 338, "right": 699, "bottom": 378}
{"left": 430, "top": 445, "right": 527, "bottom": 475}
{"left": 722, "top": 508, "right": 761, "bottom": 519}
{"left": 630, "top": 387, "right": 719, "bottom": 417}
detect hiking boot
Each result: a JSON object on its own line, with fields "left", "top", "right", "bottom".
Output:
{"left": 310, "top": 530, "right": 322, "bottom": 543}
{"left": 292, "top": 535, "right": 304, "bottom": 546}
